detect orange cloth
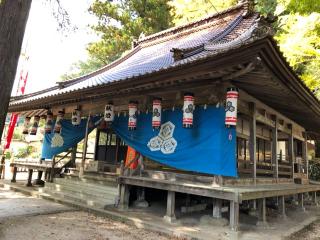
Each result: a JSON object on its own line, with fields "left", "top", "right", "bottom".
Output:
{"left": 125, "top": 146, "right": 139, "bottom": 169}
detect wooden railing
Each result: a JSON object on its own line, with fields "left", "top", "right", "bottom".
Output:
{"left": 238, "top": 159, "right": 292, "bottom": 178}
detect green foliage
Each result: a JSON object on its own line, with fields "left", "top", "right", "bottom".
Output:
{"left": 171, "top": 0, "right": 237, "bottom": 26}
{"left": 5, "top": 151, "right": 11, "bottom": 159}
{"left": 286, "top": 0, "right": 320, "bottom": 15}
{"left": 254, "top": 0, "right": 277, "bottom": 17}
{"left": 275, "top": 13, "right": 320, "bottom": 93}
{"left": 15, "top": 145, "right": 35, "bottom": 159}
{"left": 60, "top": 58, "right": 104, "bottom": 81}
{"left": 87, "top": 0, "right": 174, "bottom": 65}
{"left": 309, "top": 160, "right": 320, "bottom": 181}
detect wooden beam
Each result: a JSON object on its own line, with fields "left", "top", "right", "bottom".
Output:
{"left": 249, "top": 102, "right": 257, "bottom": 184}
{"left": 272, "top": 115, "right": 279, "bottom": 181}
{"left": 288, "top": 125, "right": 295, "bottom": 179}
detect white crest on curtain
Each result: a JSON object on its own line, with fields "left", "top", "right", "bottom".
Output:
{"left": 51, "top": 133, "right": 64, "bottom": 148}
{"left": 147, "top": 121, "right": 177, "bottom": 154}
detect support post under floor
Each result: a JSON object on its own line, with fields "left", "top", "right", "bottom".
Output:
{"left": 164, "top": 191, "right": 176, "bottom": 223}
{"left": 229, "top": 200, "right": 239, "bottom": 231}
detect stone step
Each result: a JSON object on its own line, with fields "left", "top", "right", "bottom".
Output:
{"left": 40, "top": 188, "right": 115, "bottom": 209}
{"left": 53, "top": 178, "right": 118, "bottom": 193}
{"left": 62, "top": 175, "right": 118, "bottom": 187}
{"left": 44, "top": 182, "right": 118, "bottom": 200}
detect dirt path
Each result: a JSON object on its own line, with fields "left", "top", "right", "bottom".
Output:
{"left": 0, "top": 187, "right": 178, "bottom": 240}
{"left": 0, "top": 211, "right": 179, "bottom": 240}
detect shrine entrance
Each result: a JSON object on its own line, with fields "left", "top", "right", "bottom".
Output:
{"left": 94, "top": 129, "right": 127, "bottom": 172}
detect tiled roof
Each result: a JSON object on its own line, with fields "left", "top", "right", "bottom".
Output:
{"left": 10, "top": 3, "right": 258, "bottom": 107}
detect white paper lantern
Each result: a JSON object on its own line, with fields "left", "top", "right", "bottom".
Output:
{"left": 183, "top": 93, "right": 194, "bottom": 128}
{"left": 30, "top": 115, "right": 40, "bottom": 135}
{"left": 225, "top": 87, "right": 239, "bottom": 126}
{"left": 54, "top": 111, "right": 64, "bottom": 134}
{"left": 152, "top": 98, "right": 162, "bottom": 129}
{"left": 128, "top": 101, "right": 138, "bottom": 130}
{"left": 72, "top": 109, "right": 81, "bottom": 126}
{"left": 104, "top": 102, "right": 114, "bottom": 122}
{"left": 45, "top": 112, "right": 53, "bottom": 134}
{"left": 22, "top": 117, "right": 31, "bottom": 135}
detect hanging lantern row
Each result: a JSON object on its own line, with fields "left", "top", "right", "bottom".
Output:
{"left": 183, "top": 93, "right": 195, "bottom": 128}
{"left": 152, "top": 98, "right": 162, "bottom": 130}
{"left": 101, "top": 87, "right": 238, "bottom": 131}
{"left": 225, "top": 87, "right": 239, "bottom": 126}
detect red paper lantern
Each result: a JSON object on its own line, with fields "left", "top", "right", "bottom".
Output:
{"left": 225, "top": 87, "right": 239, "bottom": 126}
{"left": 54, "top": 111, "right": 64, "bottom": 134}
{"left": 72, "top": 108, "right": 81, "bottom": 126}
{"left": 22, "top": 117, "right": 31, "bottom": 135}
{"left": 128, "top": 101, "right": 138, "bottom": 130}
{"left": 30, "top": 115, "right": 40, "bottom": 135}
{"left": 152, "top": 98, "right": 162, "bottom": 129}
{"left": 183, "top": 93, "right": 194, "bottom": 128}
{"left": 45, "top": 111, "right": 53, "bottom": 134}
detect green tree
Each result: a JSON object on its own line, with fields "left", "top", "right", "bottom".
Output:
{"left": 171, "top": 0, "right": 237, "bottom": 26}
{"left": 90, "top": 0, "right": 174, "bottom": 63}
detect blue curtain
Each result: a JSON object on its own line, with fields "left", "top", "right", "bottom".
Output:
{"left": 112, "top": 107, "right": 237, "bottom": 177}
{"left": 41, "top": 117, "right": 100, "bottom": 159}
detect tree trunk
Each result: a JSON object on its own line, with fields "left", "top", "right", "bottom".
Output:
{"left": 0, "top": 0, "right": 32, "bottom": 139}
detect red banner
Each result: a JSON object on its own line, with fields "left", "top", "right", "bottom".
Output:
{"left": 4, "top": 70, "right": 28, "bottom": 150}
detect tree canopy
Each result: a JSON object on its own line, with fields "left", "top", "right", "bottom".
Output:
{"left": 61, "top": 0, "right": 320, "bottom": 99}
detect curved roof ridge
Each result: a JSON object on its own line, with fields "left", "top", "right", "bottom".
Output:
{"left": 10, "top": 85, "right": 60, "bottom": 101}
{"left": 136, "top": 2, "right": 246, "bottom": 46}
{"left": 57, "top": 45, "right": 141, "bottom": 87}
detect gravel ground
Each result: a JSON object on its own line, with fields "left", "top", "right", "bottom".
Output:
{"left": 0, "top": 211, "right": 181, "bottom": 240}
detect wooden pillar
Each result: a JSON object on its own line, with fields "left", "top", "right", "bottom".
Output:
{"left": 249, "top": 102, "right": 257, "bottom": 184}
{"left": 11, "top": 166, "right": 17, "bottom": 183}
{"left": 288, "top": 125, "right": 295, "bottom": 179}
{"left": 79, "top": 114, "right": 91, "bottom": 177}
{"left": 313, "top": 192, "right": 318, "bottom": 206}
{"left": 229, "top": 200, "right": 239, "bottom": 231}
{"left": 257, "top": 198, "right": 268, "bottom": 226}
{"left": 0, "top": 156, "right": 5, "bottom": 179}
{"left": 272, "top": 115, "right": 278, "bottom": 181}
{"left": 213, "top": 198, "right": 222, "bottom": 219}
{"left": 50, "top": 156, "right": 56, "bottom": 182}
{"left": 279, "top": 196, "right": 287, "bottom": 218}
{"left": 37, "top": 171, "right": 43, "bottom": 181}
{"left": 70, "top": 146, "right": 77, "bottom": 167}
{"left": 118, "top": 184, "right": 130, "bottom": 210}
{"left": 302, "top": 133, "right": 308, "bottom": 177}
{"left": 298, "top": 193, "right": 305, "bottom": 211}
{"left": 26, "top": 169, "right": 33, "bottom": 187}
{"left": 34, "top": 170, "right": 43, "bottom": 185}
{"left": 164, "top": 191, "right": 176, "bottom": 223}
